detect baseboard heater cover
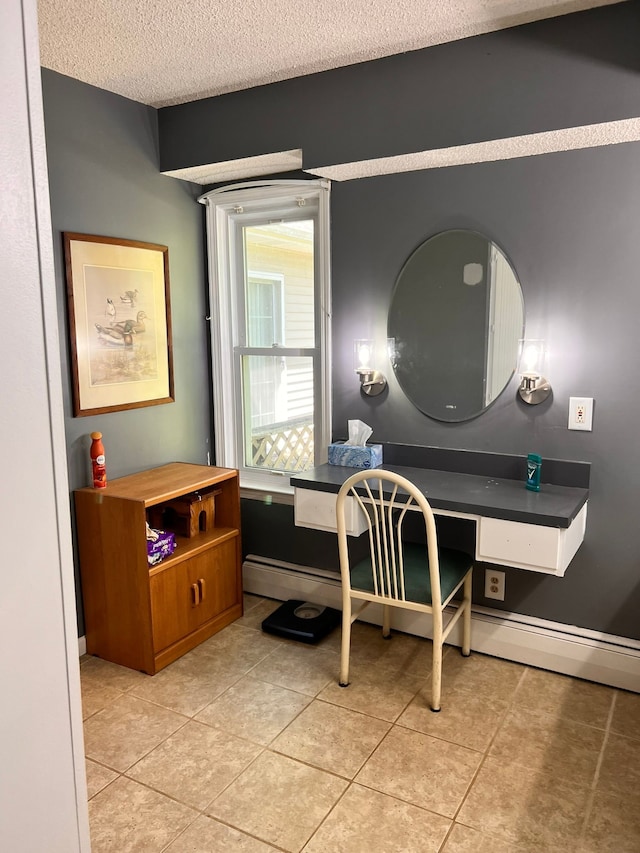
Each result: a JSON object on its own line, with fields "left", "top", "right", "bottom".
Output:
{"left": 242, "top": 555, "right": 640, "bottom": 693}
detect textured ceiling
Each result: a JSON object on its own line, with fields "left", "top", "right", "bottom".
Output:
{"left": 37, "top": 0, "right": 619, "bottom": 108}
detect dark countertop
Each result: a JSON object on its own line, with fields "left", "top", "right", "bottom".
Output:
{"left": 291, "top": 463, "right": 589, "bottom": 528}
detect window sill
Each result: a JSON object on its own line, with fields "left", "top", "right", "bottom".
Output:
{"left": 239, "top": 473, "right": 294, "bottom": 505}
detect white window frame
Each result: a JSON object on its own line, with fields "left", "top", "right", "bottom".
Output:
{"left": 198, "top": 179, "right": 331, "bottom": 494}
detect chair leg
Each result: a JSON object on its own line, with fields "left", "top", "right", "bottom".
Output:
{"left": 461, "top": 570, "right": 472, "bottom": 657}
{"left": 382, "top": 604, "right": 391, "bottom": 638}
{"left": 431, "top": 638, "right": 442, "bottom": 712}
{"left": 339, "top": 598, "right": 351, "bottom": 687}
{"left": 431, "top": 604, "right": 444, "bottom": 712}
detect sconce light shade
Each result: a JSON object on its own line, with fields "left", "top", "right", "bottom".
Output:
{"left": 355, "top": 339, "right": 373, "bottom": 371}
{"left": 354, "top": 339, "right": 387, "bottom": 397}
{"left": 517, "top": 339, "right": 551, "bottom": 405}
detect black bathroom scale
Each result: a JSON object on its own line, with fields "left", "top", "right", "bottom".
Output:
{"left": 261, "top": 599, "right": 341, "bottom": 644}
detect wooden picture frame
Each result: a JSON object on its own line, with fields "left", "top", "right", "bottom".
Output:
{"left": 64, "top": 233, "right": 174, "bottom": 417}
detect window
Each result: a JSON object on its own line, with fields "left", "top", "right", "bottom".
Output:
{"left": 199, "top": 180, "right": 331, "bottom": 492}
{"left": 246, "top": 273, "right": 285, "bottom": 428}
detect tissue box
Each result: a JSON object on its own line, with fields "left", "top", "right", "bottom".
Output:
{"left": 328, "top": 442, "right": 383, "bottom": 469}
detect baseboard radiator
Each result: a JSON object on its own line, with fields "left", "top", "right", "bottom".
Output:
{"left": 242, "top": 555, "right": 640, "bottom": 693}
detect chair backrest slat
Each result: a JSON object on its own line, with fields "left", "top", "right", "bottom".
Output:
{"left": 336, "top": 469, "right": 442, "bottom": 606}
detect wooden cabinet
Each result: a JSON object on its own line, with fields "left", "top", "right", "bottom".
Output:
{"left": 74, "top": 463, "right": 242, "bottom": 674}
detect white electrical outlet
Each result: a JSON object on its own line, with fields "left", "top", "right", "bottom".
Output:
{"left": 484, "top": 569, "right": 505, "bottom": 601}
{"left": 568, "top": 397, "right": 594, "bottom": 431}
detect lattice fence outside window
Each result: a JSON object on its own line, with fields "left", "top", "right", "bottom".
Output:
{"left": 250, "top": 417, "right": 314, "bottom": 472}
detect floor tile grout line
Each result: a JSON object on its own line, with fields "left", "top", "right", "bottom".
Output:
{"left": 242, "top": 671, "right": 334, "bottom": 700}
{"left": 85, "top": 754, "right": 124, "bottom": 775}
{"left": 207, "top": 679, "right": 319, "bottom": 722}
{"left": 128, "top": 770, "right": 291, "bottom": 853}
{"left": 303, "top": 689, "right": 410, "bottom": 727}
{"left": 297, "top": 777, "right": 460, "bottom": 853}
{"left": 263, "top": 741, "right": 377, "bottom": 785}
{"left": 300, "top": 780, "right": 355, "bottom": 853}
{"left": 119, "top": 772, "right": 203, "bottom": 814}
{"left": 84, "top": 683, "right": 205, "bottom": 773}
{"left": 157, "top": 816, "right": 200, "bottom": 853}
{"left": 444, "top": 662, "right": 528, "bottom": 845}
{"left": 120, "top": 741, "right": 271, "bottom": 815}
{"left": 128, "top": 682, "right": 246, "bottom": 718}
{"left": 296, "top": 780, "right": 354, "bottom": 853}
{"left": 313, "top": 683, "right": 423, "bottom": 725}
{"left": 156, "top": 809, "right": 295, "bottom": 853}
{"left": 204, "top": 746, "right": 352, "bottom": 853}
{"left": 351, "top": 776, "right": 459, "bottom": 826}
{"left": 199, "top": 813, "right": 293, "bottom": 853}
{"left": 258, "top": 694, "right": 332, "bottom": 749}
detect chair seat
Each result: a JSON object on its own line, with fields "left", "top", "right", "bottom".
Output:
{"left": 350, "top": 543, "right": 472, "bottom": 605}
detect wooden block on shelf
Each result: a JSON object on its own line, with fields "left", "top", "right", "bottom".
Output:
{"left": 150, "top": 488, "right": 221, "bottom": 538}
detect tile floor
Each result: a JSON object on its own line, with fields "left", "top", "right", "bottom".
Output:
{"left": 82, "top": 595, "right": 640, "bottom": 852}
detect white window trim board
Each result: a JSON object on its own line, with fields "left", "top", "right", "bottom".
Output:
{"left": 199, "top": 179, "right": 332, "bottom": 490}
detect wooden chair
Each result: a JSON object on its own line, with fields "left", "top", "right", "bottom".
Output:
{"left": 336, "top": 469, "right": 473, "bottom": 711}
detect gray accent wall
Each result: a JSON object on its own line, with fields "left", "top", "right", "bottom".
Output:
{"left": 42, "top": 70, "right": 210, "bottom": 634}
{"left": 159, "top": 2, "right": 640, "bottom": 641}
{"left": 328, "top": 146, "right": 640, "bottom": 639}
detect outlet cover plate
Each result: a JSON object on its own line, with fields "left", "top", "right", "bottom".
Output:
{"left": 484, "top": 569, "right": 505, "bottom": 601}
{"left": 568, "top": 397, "right": 594, "bottom": 431}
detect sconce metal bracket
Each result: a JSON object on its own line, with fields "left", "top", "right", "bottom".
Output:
{"left": 357, "top": 368, "right": 387, "bottom": 397}
{"left": 518, "top": 375, "right": 551, "bottom": 405}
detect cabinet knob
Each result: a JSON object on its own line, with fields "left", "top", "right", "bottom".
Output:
{"left": 191, "top": 582, "right": 200, "bottom": 606}
{"left": 198, "top": 578, "right": 206, "bottom": 601}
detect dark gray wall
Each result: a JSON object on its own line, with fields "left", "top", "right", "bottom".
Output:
{"left": 329, "top": 144, "right": 640, "bottom": 639}
{"left": 42, "top": 70, "right": 210, "bottom": 634}
{"left": 159, "top": 2, "right": 640, "bottom": 641}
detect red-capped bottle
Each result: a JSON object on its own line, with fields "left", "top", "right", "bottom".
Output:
{"left": 90, "top": 431, "right": 107, "bottom": 489}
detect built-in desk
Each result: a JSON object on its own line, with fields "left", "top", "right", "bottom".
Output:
{"left": 291, "top": 462, "right": 589, "bottom": 577}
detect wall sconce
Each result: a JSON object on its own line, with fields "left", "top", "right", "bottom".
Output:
{"left": 518, "top": 339, "right": 551, "bottom": 404}
{"left": 354, "top": 339, "right": 387, "bottom": 397}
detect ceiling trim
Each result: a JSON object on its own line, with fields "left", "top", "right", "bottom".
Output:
{"left": 161, "top": 150, "right": 303, "bottom": 185}
{"left": 161, "top": 119, "right": 640, "bottom": 186}
{"left": 305, "top": 118, "right": 640, "bottom": 181}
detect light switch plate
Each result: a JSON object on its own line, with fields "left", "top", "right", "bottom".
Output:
{"left": 568, "top": 397, "right": 593, "bottom": 431}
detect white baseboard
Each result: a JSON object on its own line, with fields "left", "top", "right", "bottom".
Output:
{"left": 243, "top": 555, "right": 640, "bottom": 693}
{"left": 78, "top": 635, "right": 86, "bottom": 657}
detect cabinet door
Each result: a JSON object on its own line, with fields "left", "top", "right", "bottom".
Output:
{"left": 150, "top": 538, "right": 239, "bottom": 653}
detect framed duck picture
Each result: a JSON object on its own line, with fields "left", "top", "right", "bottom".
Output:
{"left": 63, "top": 233, "right": 174, "bottom": 416}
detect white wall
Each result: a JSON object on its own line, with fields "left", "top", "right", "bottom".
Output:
{"left": 0, "top": 1, "right": 89, "bottom": 849}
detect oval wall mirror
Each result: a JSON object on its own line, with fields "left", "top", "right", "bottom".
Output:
{"left": 387, "top": 229, "right": 524, "bottom": 422}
